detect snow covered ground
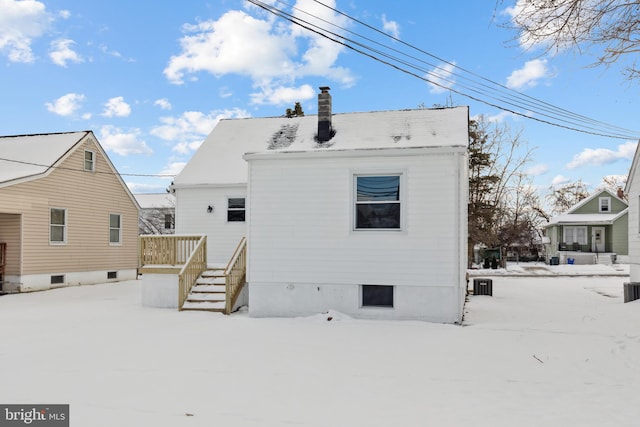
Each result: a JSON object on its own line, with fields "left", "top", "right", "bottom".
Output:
{"left": 1, "top": 267, "right": 639, "bottom": 426}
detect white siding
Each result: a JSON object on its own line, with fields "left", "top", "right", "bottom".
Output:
{"left": 246, "top": 149, "right": 467, "bottom": 322}
{"left": 174, "top": 185, "right": 247, "bottom": 265}
{"left": 628, "top": 173, "right": 640, "bottom": 280}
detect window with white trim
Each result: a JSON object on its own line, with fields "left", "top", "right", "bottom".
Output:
{"left": 109, "top": 213, "right": 122, "bottom": 244}
{"left": 84, "top": 149, "right": 95, "bottom": 172}
{"left": 355, "top": 175, "right": 401, "bottom": 229}
{"left": 227, "top": 198, "right": 245, "bottom": 222}
{"left": 563, "top": 226, "right": 587, "bottom": 245}
{"left": 50, "top": 208, "right": 66, "bottom": 244}
{"left": 599, "top": 197, "right": 611, "bottom": 212}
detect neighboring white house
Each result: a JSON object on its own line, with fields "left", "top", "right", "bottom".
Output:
{"left": 135, "top": 193, "right": 175, "bottom": 235}
{"left": 625, "top": 148, "right": 640, "bottom": 282}
{"left": 172, "top": 88, "right": 469, "bottom": 322}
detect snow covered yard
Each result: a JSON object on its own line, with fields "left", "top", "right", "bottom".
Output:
{"left": 1, "top": 275, "right": 639, "bottom": 427}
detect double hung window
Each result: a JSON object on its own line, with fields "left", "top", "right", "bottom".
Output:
{"left": 110, "top": 214, "right": 122, "bottom": 244}
{"left": 84, "top": 150, "right": 95, "bottom": 172}
{"left": 227, "top": 198, "right": 246, "bottom": 222}
{"left": 355, "top": 175, "right": 401, "bottom": 229}
{"left": 50, "top": 208, "right": 66, "bottom": 244}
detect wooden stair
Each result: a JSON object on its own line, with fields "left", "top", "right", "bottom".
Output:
{"left": 181, "top": 268, "right": 227, "bottom": 312}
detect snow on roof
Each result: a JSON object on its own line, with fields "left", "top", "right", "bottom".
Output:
{"left": 0, "top": 131, "right": 89, "bottom": 184}
{"left": 546, "top": 210, "right": 628, "bottom": 226}
{"left": 134, "top": 193, "right": 175, "bottom": 209}
{"left": 174, "top": 107, "right": 468, "bottom": 186}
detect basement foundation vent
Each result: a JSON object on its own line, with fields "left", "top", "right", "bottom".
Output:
{"left": 623, "top": 282, "right": 640, "bottom": 303}
{"left": 107, "top": 271, "right": 118, "bottom": 280}
{"left": 51, "top": 275, "right": 64, "bottom": 285}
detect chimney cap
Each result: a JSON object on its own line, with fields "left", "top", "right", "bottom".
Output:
{"left": 319, "top": 86, "right": 331, "bottom": 92}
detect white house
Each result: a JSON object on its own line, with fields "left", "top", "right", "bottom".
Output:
{"left": 625, "top": 148, "right": 640, "bottom": 282}
{"left": 135, "top": 192, "right": 176, "bottom": 235}
{"left": 172, "top": 88, "right": 469, "bottom": 322}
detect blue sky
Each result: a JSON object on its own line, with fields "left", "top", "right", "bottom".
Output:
{"left": 1, "top": 0, "right": 638, "bottom": 198}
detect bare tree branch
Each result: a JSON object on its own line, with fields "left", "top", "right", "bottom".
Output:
{"left": 503, "top": 0, "right": 640, "bottom": 80}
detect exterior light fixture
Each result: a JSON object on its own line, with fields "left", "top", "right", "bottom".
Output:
{"left": 207, "top": 205, "right": 213, "bottom": 213}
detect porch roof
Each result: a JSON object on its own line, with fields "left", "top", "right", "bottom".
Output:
{"left": 546, "top": 209, "right": 628, "bottom": 227}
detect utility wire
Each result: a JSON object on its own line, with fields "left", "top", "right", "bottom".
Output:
{"left": 0, "top": 157, "right": 175, "bottom": 177}
{"left": 306, "top": 0, "right": 636, "bottom": 136}
{"left": 248, "top": 0, "right": 640, "bottom": 140}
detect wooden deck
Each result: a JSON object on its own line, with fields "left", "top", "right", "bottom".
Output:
{"left": 138, "top": 235, "right": 247, "bottom": 314}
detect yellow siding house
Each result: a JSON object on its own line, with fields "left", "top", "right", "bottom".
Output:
{"left": 0, "top": 131, "right": 139, "bottom": 292}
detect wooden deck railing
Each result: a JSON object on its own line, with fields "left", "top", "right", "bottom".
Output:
{"left": 225, "top": 237, "right": 247, "bottom": 314}
{"left": 178, "top": 236, "right": 207, "bottom": 309}
{"left": 139, "top": 235, "right": 203, "bottom": 266}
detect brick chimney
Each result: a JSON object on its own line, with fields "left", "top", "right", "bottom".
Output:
{"left": 617, "top": 187, "right": 624, "bottom": 199}
{"left": 317, "top": 86, "right": 332, "bottom": 142}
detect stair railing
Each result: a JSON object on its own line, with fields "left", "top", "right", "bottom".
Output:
{"left": 178, "top": 235, "right": 207, "bottom": 310}
{"left": 224, "top": 237, "right": 247, "bottom": 314}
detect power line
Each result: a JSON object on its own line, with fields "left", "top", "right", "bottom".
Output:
{"left": 248, "top": 0, "right": 640, "bottom": 140}
{"left": 0, "top": 157, "right": 175, "bottom": 178}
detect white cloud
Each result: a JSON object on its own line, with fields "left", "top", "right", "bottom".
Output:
{"left": 526, "top": 164, "right": 549, "bottom": 176}
{"left": 58, "top": 10, "right": 70, "bottom": 19}
{"left": 551, "top": 174, "right": 570, "bottom": 186}
{"left": 506, "top": 59, "right": 549, "bottom": 90}
{"left": 426, "top": 62, "right": 457, "bottom": 94}
{"left": 150, "top": 108, "right": 250, "bottom": 154}
{"left": 49, "top": 38, "right": 83, "bottom": 67}
{"left": 163, "top": 2, "right": 354, "bottom": 105}
{"left": 0, "top": 0, "right": 51, "bottom": 62}
{"left": 219, "top": 87, "right": 233, "bottom": 98}
{"left": 250, "top": 84, "right": 315, "bottom": 106}
{"left": 102, "top": 96, "right": 131, "bottom": 117}
{"left": 127, "top": 182, "right": 171, "bottom": 193}
{"left": 160, "top": 161, "right": 187, "bottom": 176}
{"left": 473, "top": 110, "right": 516, "bottom": 123}
{"left": 164, "top": 10, "right": 296, "bottom": 84}
{"left": 154, "top": 98, "right": 172, "bottom": 110}
{"left": 566, "top": 141, "right": 637, "bottom": 169}
{"left": 99, "top": 125, "right": 152, "bottom": 156}
{"left": 382, "top": 14, "right": 400, "bottom": 38}
{"left": 45, "top": 93, "right": 85, "bottom": 116}
{"left": 100, "top": 44, "right": 134, "bottom": 62}
{"left": 292, "top": 0, "right": 354, "bottom": 86}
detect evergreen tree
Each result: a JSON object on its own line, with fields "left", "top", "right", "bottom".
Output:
{"left": 468, "top": 119, "right": 500, "bottom": 266}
